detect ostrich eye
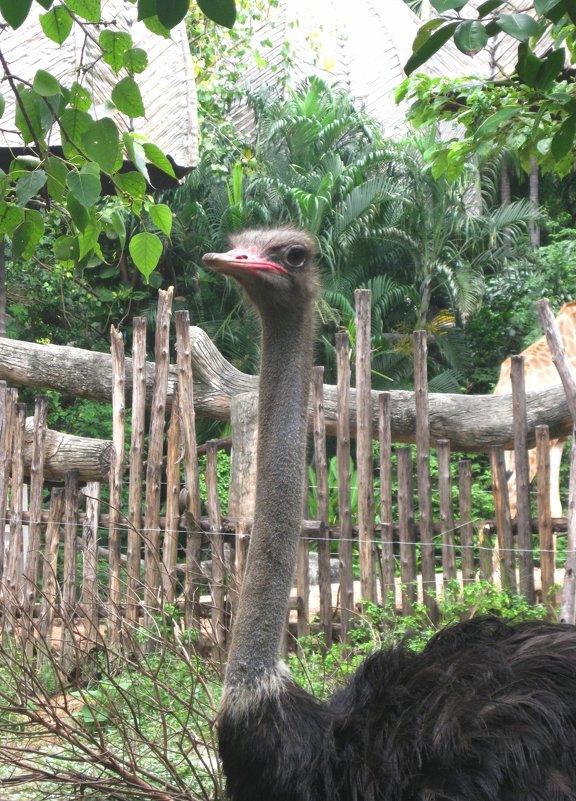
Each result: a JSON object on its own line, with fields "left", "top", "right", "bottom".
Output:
{"left": 285, "top": 245, "right": 307, "bottom": 269}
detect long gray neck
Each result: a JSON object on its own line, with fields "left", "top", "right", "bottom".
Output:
{"left": 224, "top": 303, "right": 314, "bottom": 689}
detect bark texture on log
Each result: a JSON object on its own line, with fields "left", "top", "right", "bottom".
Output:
{"left": 1, "top": 329, "right": 574, "bottom": 454}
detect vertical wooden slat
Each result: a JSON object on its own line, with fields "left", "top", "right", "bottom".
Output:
{"left": 312, "top": 366, "right": 332, "bottom": 645}
{"left": 335, "top": 332, "right": 354, "bottom": 640}
{"left": 560, "top": 430, "right": 576, "bottom": 623}
{"left": 296, "top": 525, "right": 310, "bottom": 640}
{"left": 5, "top": 403, "right": 26, "bottom": 609}
{"left": 490, "top": 447, "right": 517, "bottom": 594}
{"left": 478, "top": 524, "right": 493, "bottom": 583}
{"left": 39, "top": 487, "right": 65, "bottom": 641}
{"left": 0, "top": 382, "right": 13, "bottom": 586}
{"left": 397, "top": 447, "right": 417, "bottom": 614}
{"left": 206, "top": 441, "right": 226, "bottom": 652}
{"left": 175, "top": 310, "right": 202, "bottom": 630}
{"left": 22, "top": 396, "right": 48, "bottom": 623}
{"left": 458, "top": 460, "right": 475, "bottom": 584}
{"left": 510, "top": 355, "right": 535, "bottom": 602}
{"left": 62, "top": 470, "right": 79, "bottom": 617}
{"left": 81, "top": 481, "right": 100, "bottom": 645}
{"left": 354, "top": 289, "right": 376, "bottom": 603}
{"left": 162, "top": 384, "right": 181, "bottom": 603}
{"left": 536, "top": 425, "right": 554, "bottom": 607}
{"left": 437, "top": 439, "right": 456, "bottom": 584}
{"left": 126, "top": 316, "right": 146, "bottom": 627}
{"left": 413, "top": 331, "right": 437, "bottom": 618}
{"left": 143, "top": 287, "right": 173, "bottom": 622}
{"left": 378, "top": 392, "right": 395, "bottom": 607}
{"left": 109, "top": 326, "right": 125, "bottom": 641}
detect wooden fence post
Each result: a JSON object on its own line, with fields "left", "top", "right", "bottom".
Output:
{"left": 206, "top": 441, "right": 226, "bottom": 654}
{"left": 312, "top": 366, "right": 332, "bottom": 646}
{"left": 161, "top": 384, "right": 181, "bottom": 603}
{"left": 413, "top": 331, "right": 437, "bottom": 618}
{"left": 336, "top": 332, "right": 354, "bottom": 639}
{"left": 354, "top": 289, "right": 377, "bottom": 603}
{"left": 39, "top": 487, "right": 65, "bottom": 641}
{"left": 22, "top": 396, "right": 47, "bottom": 626}
{"left": 490, "top": 447, "right": 517, "bottom": 594}
{"left": 510, "top": 355, "right": 535, "bottom": 602}
{"left": 81, "top": 481, "right": 101, "bottom": 646}
{"left": 458, "top": 460, "right": 475, "bottom": 584}
{"left": 536, "top": 424, "right": 554, "bottom": 608}
{"left": 397, "top": 447, "right": 417, "bottom": 614}
{"left": 379, "top": 392, "right": 395, "bottom": 607}
{"left": 437, "top": 439, "right": 456, "bottom": 584}
{"left": 5, "top": 403, "right": 26, "bottom": 613}
{"left": 108, "top": 326, "right": 125, "bottom": 642}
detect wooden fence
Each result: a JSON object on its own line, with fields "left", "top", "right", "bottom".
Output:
{"left": 0, "top": 287, "right": 572, "bottom": 654}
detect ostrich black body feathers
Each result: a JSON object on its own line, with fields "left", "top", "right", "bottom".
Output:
{"left": 219, "top": 617, "right": 576, "bottom": 801}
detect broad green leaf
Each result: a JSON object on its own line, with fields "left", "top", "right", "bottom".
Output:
{"left": 474, "top": 105, "right": 518, "bottom": 138}
{"left": 45, "top": 156, "right": 68, "bottom": 202}
{"left": 476, "top": 0, "right": 504, "bottom": 14}
{"left": 115, "top": 171, "right": 146, "bottom": 198}
{"left": 111, "top": 76, "right": 145, "bottom": 118}
{"left": 99, "top": 30, "right": 132, "bottom": 73}
{"left": 12, "top": 210, "right": 44, "bottom": 260}
{"left": 149, "top": 203, "right": 172, "bottom": 236}
{"left": 0, "top": 94, "right": 5, "bottom": 120}
{"left": 0, "top": 0, "right": 32, "bottom": 28}
{"left": 123, "top": 47, "right": 148, "bottom": 74}
{"left": 454, "top": 21, "right": 488, "bottom": 55}
{"left": 537, "top": 47, "right": 566, "bottom": 90}
{"left": 129, "top": 231, "right": 162, "bottom": 280}
{"left": 0, "top": 202, "right": 24, "bottom": 236}
{"left": 123, "top": 132, "right": 149, "bottom": 181}
{"left": 495, "top": 13, "right": 541, "bottom": 42}
{"left": 157, "top": 0, "right": 188, "bottom": 28}
{"left": 66, "top": 0, "right": 100, "bottom": 22}
{"left": 83, "top": 118, "right": 120, "bottom": 173}
{"left": 15, "top": 170, "right": 47, "bottom": 206}
{"left": 54, "top": 235, "right": 80, "bottom": 262}
{"left": 137, "top": 0, "right": 156, "bottom": 19}
{"left": 33, "top": 69, "right": 61, "bottom": 97}
{"left": 551, "top": 116, "right": 576, "bottom": 160}
{"left": 516, "top": 42, "right": 543, "bottom": 87}
{"left": 67, "top": 169, "right": 101, "bottom": 208}
{"left": 405, "top": 22, "right": 459, "bottom": 75}
{"left": 109, "top": 209, "right": 126, "bottom": 251}
{"left": 66, "top": 192, "right": 90, "bottom": 231}
{"left": 534, "top": 0, "right": 563, "bottom": 12}
{"left": 14, "top": 87, "right": 43, "bottom": 145}
{"left": 142, "top": 15, "right": 170, "bottom": 37}
{"left": 59, "top": 108, "right": 93, "bottom": 160}
{"left": 412, "top": 18, "right": 445, "bottom": 54}
{"left": 40, "top": 6, "right": 73, "bottom": 44}
{"left": 197, "top": 0, "right": 236, "bottom": 27}
{"left": 35, "top": 0, "right": 53, "bottom": 8}
{"left": 430, "top": 0, "right": 468, "bottom": 10}
{"left": 69, "top": 82, "right": 92, "bottom": 112}
{"left": 565, "top": 0, "right": 576, "bottom": 26}
{"left": 142, "top": 142, "right": 176, "bottom": 178}
{"left": 77, "top": 222, "right": 100, "bottom": 261}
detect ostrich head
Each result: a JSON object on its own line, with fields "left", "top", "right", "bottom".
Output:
{"left": 202, "top": 228, "right": 320, "bottom": 314}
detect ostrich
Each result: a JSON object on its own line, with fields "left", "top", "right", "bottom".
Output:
{"left": 203, "top": 228, "right": 576, "bottom": 801}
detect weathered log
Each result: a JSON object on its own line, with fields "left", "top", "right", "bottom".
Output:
{"left": 1, "top": 329, "right": 574, "bottom": 452}
{"left": 24, "top": 418, "right": 115, "bottom": 481}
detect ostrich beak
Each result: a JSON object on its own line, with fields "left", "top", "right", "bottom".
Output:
{"left": 202, "top": 247, "right": 288, "bottom": 278}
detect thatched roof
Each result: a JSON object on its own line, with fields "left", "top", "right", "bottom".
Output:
{"left": 0, "top": 0, "right": 198, "bottom": 183}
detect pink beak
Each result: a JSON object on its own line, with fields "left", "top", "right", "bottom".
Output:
{"left": 202, "top": 247, "right": 288, "bottom": 277}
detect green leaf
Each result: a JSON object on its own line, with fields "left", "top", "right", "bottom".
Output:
{"left": 129, "top": 232, "right": 162, "bottom": 279}
{"left": 15, "top": 170, "right": 47, "bottom": 206}
{"left": 0, "top": 94, "right": 5, "bottom": 120}
{"left": 536, "top": 47, "right": 566, "bottom": 90}
{"left": 34, "top": 0, "right": 53, "bottom": 8}
{"left": 142, "top": 142, "right": 176, "bottom": 179}
{"left": 99, "top": 30, "right": 132, "bottom": 73}
{"left": 12, "top": 210, "right": 44, "bottom": 260}
{"left": 197, "top": 0, "right": 236, "bottom": 28}
{"left": 123, "top": 47, "right": 148, "bottom": 74}
{"left": 32, "top": 69, "right": 61, "bottom": 97}
{"left": 0, "top": 202, "right": 24, "bottom": 236}
{"left": 65, "top": 0, "right": 100, "bottom": 22}
{"left": 474, "top": 105, "right": 518, "bottom": 138}
{"left": 137, "top": 0, "right": 156, "bottom": 19}
{"left": 565, "top": 0, "right": 576, "bottom": 26}
{"left": 429, "top": 0, "right": 468, "bottom": 9}
{"left": 111, "top": 76, "right": 145, "bottom": 118}
{"left": 115, "top": 171, "right": 146, "bottom": 213}
{"left": 108, "top": 209, "right": 126, "bottom": 251}
{"left": 69, "top": 82, "right": 92, "bottom": 112}
{"left": 54, "top": 235, "right": 80, "bottom": 262}
{"left": 59, "top": 108, "right": 93, "bottom": 160}
{"left": 67, "top": 192, "right": 90, "bottom": 231}
{"left": 66, "top": 169, "right": 101, "bottom": 208}
{"left": 157, "top": 0, "right": 188, "bottom": 27}
{"left": 77, "top": 222, "right": 100, "bottom": 261}
{"left": 45, "top": 156, "right": 68, "bottom": 202}
{"left": 14, "top": 87, "right": 43, "bottom": 145}
{"left": 454, "top": 21, "right": 488, "bottom": 55}
{"left": 0, "top": 0, "right": 32, "bottom": 28}
{"left": 495, "top": 13, "right": 541, "bottom": 42}
{"left": 123, "top": 132, "right": 149, "bottom": 181}
{"left": 476, "top": 0, "right": 505, "bottom": 15}
{"left": 405, "top": 22, "right": 459, "bottom": 75}
{"left": 82, "top": 118, "right": 120, "bottom": 173}
{"left": 142, "top": 14, "right": 170, "bottom": 37}
{"left": 516, "top": 42, "right": 543, "bottom": 87}
{"left": 551, "top": 116, "right": 576, "bottom": 160}
{"left": 534, "top": 0, "right": 563, "bottom": 12}
{"left": 40, "top": 6, "right": 73, "bottom": 44}
{"left": 148, "top": 203, "right": 172, "bottom": 236}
